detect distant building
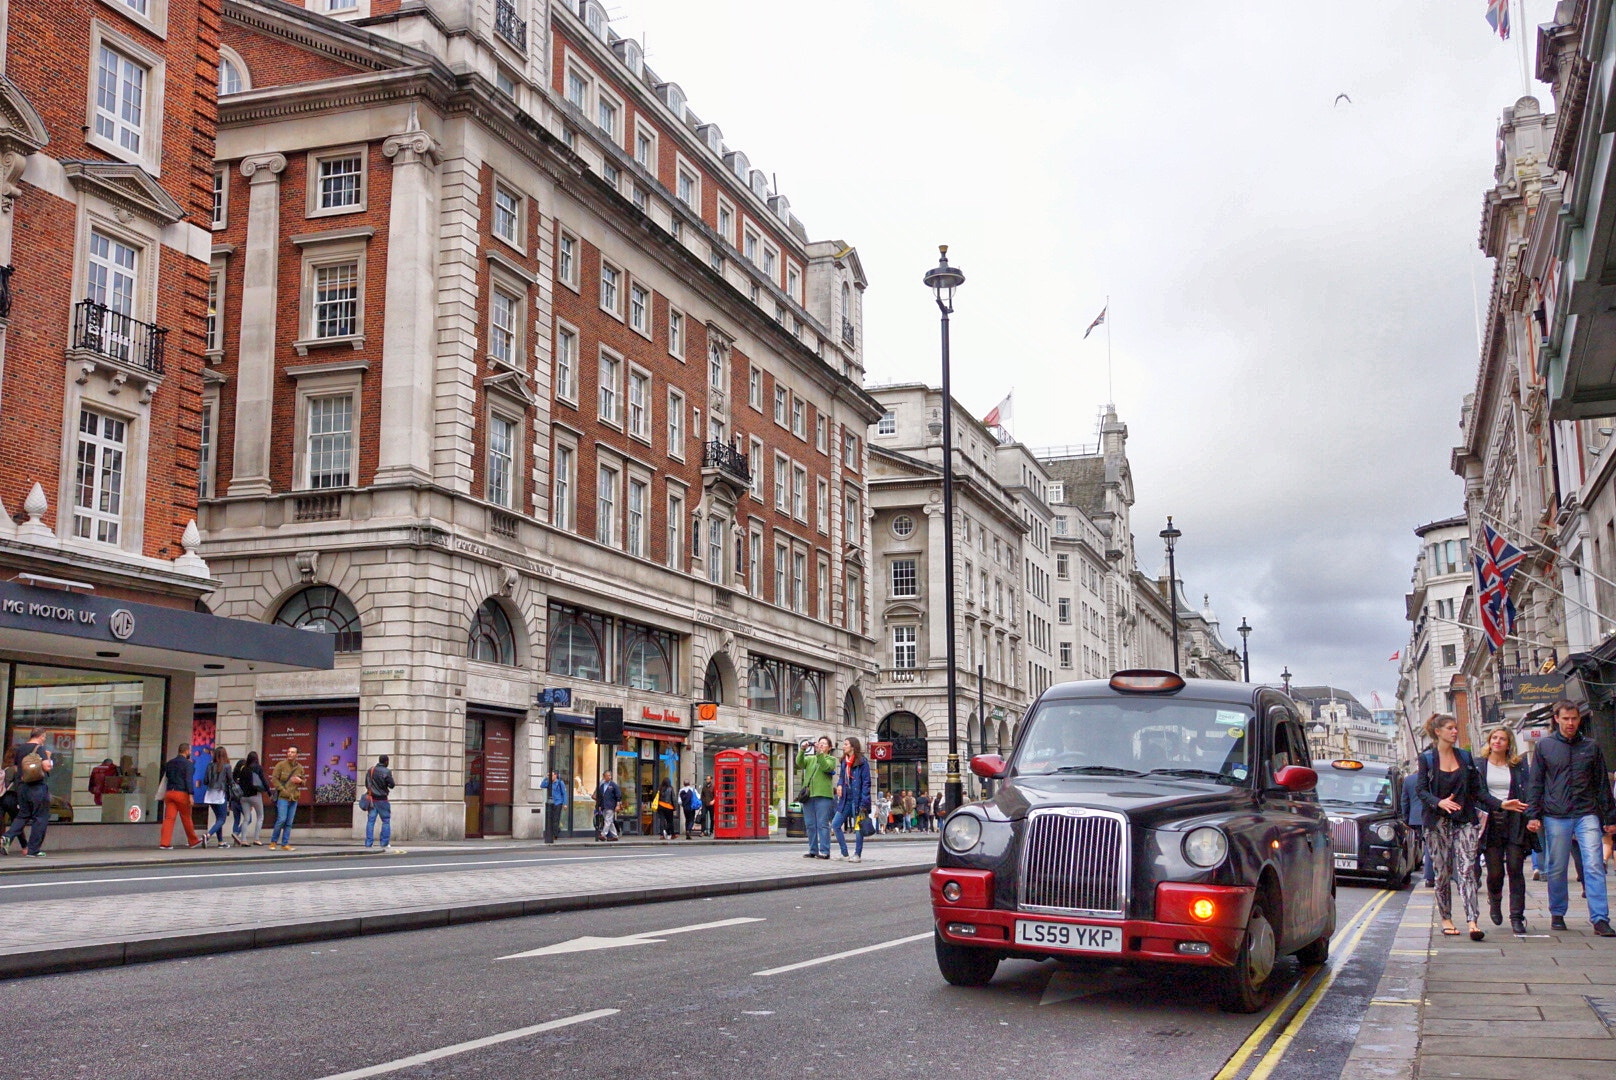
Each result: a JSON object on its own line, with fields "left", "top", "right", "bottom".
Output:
{"left": 1291, "top": 686, "right": 1392, "bottom": 763}
{"left": 1397, "top": 516, "right": 1473, "bottom": 753}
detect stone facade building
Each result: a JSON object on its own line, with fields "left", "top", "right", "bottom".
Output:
{"left": 1397, "top": 516, "right": 1474, "bottom": 753}
{"left": 195, "top": 0, "right": 881, "bottom": 840}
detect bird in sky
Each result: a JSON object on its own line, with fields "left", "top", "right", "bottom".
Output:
{"left": 1334, "top": 93, "right": 1353, "bottom": 106}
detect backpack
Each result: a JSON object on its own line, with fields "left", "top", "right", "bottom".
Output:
{"left": 18, "top": 749, "right": 46, "bottom": 785}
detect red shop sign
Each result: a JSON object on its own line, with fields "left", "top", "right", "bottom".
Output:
{"left": 869, "top": 741, "right": 894, "bottom": 761}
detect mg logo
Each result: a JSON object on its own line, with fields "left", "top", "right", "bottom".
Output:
{"left": 108, "top": 609, "right": 135, "bottom": 641}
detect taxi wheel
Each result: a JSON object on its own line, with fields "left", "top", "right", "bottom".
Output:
{"left": 934, "top": 931, "right": 999, "bottom": 987}
{"left": 1218, "top": 902, "right": 1277, "bottom": 1013}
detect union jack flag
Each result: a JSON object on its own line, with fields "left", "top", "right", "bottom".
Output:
{"left": 1486, "top": 0, "right": 1511, "bottom": 41}
{"left": 1475, "top": 552, "right": 1513, "bottom": 650}
{"left": 1481, "top": 523, "right": 1527, "bottom": 582}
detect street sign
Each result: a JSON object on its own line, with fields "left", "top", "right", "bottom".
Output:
{"left": 870, "top": 741, "right": 893, "bottom": 761}
{"left": 537, "top": 688, "right": 572, "bottom": 708}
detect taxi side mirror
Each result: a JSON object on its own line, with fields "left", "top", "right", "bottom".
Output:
{"left": 969, "top": 754, "right": 1007, "bottom": 780}
{"left": 1274, "top": 765, "right": 1317, "bottom": 793}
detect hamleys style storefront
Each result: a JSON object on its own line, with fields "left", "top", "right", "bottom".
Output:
{"left": 0, "top": 581, "right": 332, "bottom": 848}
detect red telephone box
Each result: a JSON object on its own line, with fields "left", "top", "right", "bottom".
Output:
{"left": 714, "top": 749, "right": 770, "bottom": 839}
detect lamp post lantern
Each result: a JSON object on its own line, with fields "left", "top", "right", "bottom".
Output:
{"left": 924, "top": 245, "right": 965, "bottom": 816}
{"left": 1159, "top": 516, "right": 1182, "bottom": 673}
{"left": 1281, "top": 666, "right": 1293, "bottom": 697}
{"left": 1237, "top": 617, "right": 1252, "bottom": 682}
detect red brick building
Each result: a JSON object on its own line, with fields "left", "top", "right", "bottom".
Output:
{"left": 197, "top": 0, "right": 880, "bottom": 840}
{"left": 0, "top": 0, "right": 330, "bottom": 848}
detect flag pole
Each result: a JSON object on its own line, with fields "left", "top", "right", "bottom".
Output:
{"left": 1105, "top": 294, "right": 1113, "bottom": 407}
{"left": 1515, "top": 0, "right": 1532, "bottom": 97}
{"left": 1480, "top": 511, "right": 1616, "bottom": 596}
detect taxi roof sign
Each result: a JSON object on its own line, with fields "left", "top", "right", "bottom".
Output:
{"left": 1109, "top": 670, "right": 1186, "bottom": 694}
{"left": 1330, "top": 758, "right": 1365, "bottom": 771}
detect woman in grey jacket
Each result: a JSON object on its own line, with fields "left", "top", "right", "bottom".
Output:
{"left": 202, "top": 748, "right": 235, "bottom": 848}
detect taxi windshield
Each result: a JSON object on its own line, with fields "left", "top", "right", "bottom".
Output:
{"left": 1314, "top": 769, "right": 1392, "bottom": 808}
{"left": 1012, "top": 697, "right": 1252, "bottom": 784}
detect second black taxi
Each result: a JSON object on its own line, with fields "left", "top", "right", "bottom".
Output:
{"left": 932, "top": 670, "right": 1337, "bottom": 1012}
{"left": 1315, "top": 758, "right": 1420, "bottom": 890}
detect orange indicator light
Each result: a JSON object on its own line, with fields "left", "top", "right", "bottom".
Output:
{"left": 1190, "top": 898, "right": 1216, "bottom": 922}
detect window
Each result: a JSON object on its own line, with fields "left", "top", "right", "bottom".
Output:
{"left": 566, "top": 68, "right": 588, "bottom": 109}
{"left": 629, "top": 283, "right": 649, "bottom": 334}
{"left": 93, "top": 43, "right": 147, "bottom": 157}
{"left": 558, "top": 231, "right": 578, "bottom": 288}
{"left": 668, "top": 309, "right": 685, "bottom": 359}
{"left": 596, "top": 92, "right": 620, "bottom": 139}
{"left": 744, "top": 229, "right": 759, "bottom": 264}
{"left": 666, "top": 491, "right": 684, "bottom": 568}
{"left": 73, "top": 408, "right": 128, "bottom": 545}
{"left": 86, "top": 229, "right": 139, "bottom": 354}
{"left": 274, "top": 586, "right": 363, "bottom": 653}
{"left": 774, "top": 543, "right": 788, "bottom": 603}
{"left": 547, "top": 603, "right": 606, "bottom": 681}
{"left": 791, "top": 465, "right": 807, "bottom": 520}
{"left": 495, "top": 67, "right": 517, "bottom": 100}
{"left": 677, "top": 169, "right": 697, "bottom": 208}
{"left": 1056, "top": 554, "right": 1070, "bottom": 579}
{"left": 815, "top": 415, "right": 827, "bottom": 453}
{"left": 596, "top": 464, "right": 619, "bottom": 546}
{"left": 818, "top": 557, "right": 830, "bottom": 621}
{"left": 212, "top": 170, "right": 227, "bottom": 229}
{"left": 600, "top": 261, "right": 621, "bottom": 315}
{"left": 816, "top": 479, "right": 829, "bottom": 532}
{"left": 619, "top": 618, "right": 676, "bottom": 691}
{"left": 773, "top": 386, "right": 787, "bottom": 425}
{"left": 750, "top": 437, "right": 765, "bottom": 499}
{"left": 844, "top": 493, "right": 860, "bottom": 545}
{"left": 747, "top": 527, "right": 763, "bottom": 593}
{"left": 762, "top": 245, "right": 778, "bottom": 280}
{"left": 791, "top": 397, "right": 806, "bottom": 438}
{"left": 787, "top": 266, "right": 801, "bottom": 302}
{"left": 555, "top": 326, "right": 578, "bottom": 403}
{"left": 602, "top": 160, "right": 618, "bottom": 184}
{"left": 635, "top": 125, "right": 656, "bottom": 169}
{"left": 205, "top": 270, "right": 223, "bottom": 353}
{"left": 313, "top": 261, "right": 359, "bottom": 339}
{"left": 198, "top": 396, "right": 216, "bottom": 500}
{"left": 493, "top": 186, "right": 521, "bottom": 245}
{"left": 846, "top": 571, "right": 862, "bottom": 632}
{"left": 707, "top": 516, "right": 725, "bottom": 583}
{"left": 598, "top": 352, "right": 621, "bottom": 425}
{"left": 487, "top": 413, "right": 516, "bottom": 509}
{"left": 749, "top": 366, "right": 762, "bottom": 409}
{"left": 628, "top": 368, "right": 650, "bottom": 440}
{"left": 1049, "top": 482, "right": 1065, "bottom": 503}
{"left": 708, "top": 339, "right": 726, "bottom": 389}
{"left": 552, "top": 444, "right": 575, "bottom": 529}
{"left": 310, "top": 150, "right": 365, "bottom": 214}
{"left": 489, "top": 287, "right": 519, "bottom": 366}
{"left": 717, "top": 201, "right": 734, "bottom": 243}
{"left": 893, "top": 626, "right": 917, "bottom": 669}
{"left": 792, "top": 551, "right": 806, "bottom": 612}
{"left": 964, "top": 561, "right": 974, "bottom": 602}
{"left": 891, "top": 558, "right": 918, "bottom": 598}
{"left": 627, "top": 478, "right": 648, "bottom": 558}
{"left": 1058, "top": 598, "right": 1071, "bottom": 623}
{"left": 468, "top": 599, "right": 518, "bottom": 666}
{"left": 305, "top": 394, "right": 353, "bottom": 489}
{"left": 667, "top": 390, "right": 685, "bottom": 458}
{"left": 1055, "top": 516, "right": 1068, "bottom": 536}
{"left": 843, "top": 432, "right": 860, "bottom": 470}
{"left": 1441, "top": 643, "right": 1458, "bottom": 667}
{"left": 891, "top": 514, "right": 915, "bottom": 539}
{"left": 749, "top": 656, "right": 826, "bottom": 719}
{"left": 774, "top": 456, "right": 789, "bottom": 513}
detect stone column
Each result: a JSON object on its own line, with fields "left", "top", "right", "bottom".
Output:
{"left": 375, "top": 127, "right": 442, "bottom": 487}
{"left": 228, "top": 153, "right": 286, "bottom": 497}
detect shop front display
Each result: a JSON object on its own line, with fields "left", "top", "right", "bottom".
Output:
{"left": 465, "top": 709, "right": 517, "bottom": 837}
{"left": 262, "top": 709, "right": 358, "bottom": 827}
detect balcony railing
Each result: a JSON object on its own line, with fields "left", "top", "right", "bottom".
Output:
{"left": 0, "top": 265, "right": 13, "bottom": 320}
{"left": 703, "top": 440, "right": 752, "bottom": 486}
{"left": 841, "top": 318, "right": 856, "bottom": 348}
{"left": 72, "top": 299, "right": 166, "bottom": 375}
{"left": 495, "top": 0, "right": 528, "bottom": 51}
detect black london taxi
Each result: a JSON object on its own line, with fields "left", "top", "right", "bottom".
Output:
{"left": 1315, "top": 758, "right": 1420, "bottom": 889}
{"left": 931, "top": 671, "right": 1335, "bottom": 1013}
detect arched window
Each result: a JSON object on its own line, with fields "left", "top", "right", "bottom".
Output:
{"left": 703, "top": 657, "right": 727, "bottom": 704}
{"left": 547, "top": 604, "right": 605, "bottom": 681}
{"left": 748, "top": 661, "right": 780, "bottom": 714}
{"left": 468, "top": 599, "right": 517, "bottom": 666}
{"left": 273, "top": 586, "right": 362, "bottom": 653}
{"left": 878, "top": 711, "right": 926, "bottom": 742}
{"left": 620, "top": 625, "right": 673, "bottom": 692}
{"left": 218, "top": 47, "right": 249, "bottom": 96}
{"left": 788, "top": 671, "right": 823, "bottom": 721}
{"left": 840, "top": 282, "right": 851, "bottom": 320}
{"left": 843, "top": 688, "right": 859, "bottom": 728}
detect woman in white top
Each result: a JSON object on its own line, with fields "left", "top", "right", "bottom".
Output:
{"left": 1478, "top": 726, "right": 1533, "bottom": 935}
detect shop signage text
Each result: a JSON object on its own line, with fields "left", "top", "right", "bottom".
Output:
{"left": 1, "top": 598, "right": 101, "bottom": 626}
{"left": 641, "top": 707, "right": 680, "bottom": 724}
{"left": 1504, "top": 673, "right": 1565, "bottom": 705}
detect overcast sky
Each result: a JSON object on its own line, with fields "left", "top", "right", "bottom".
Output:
{"left": 610, "top": 0, "right": 1551, "bottom": 705}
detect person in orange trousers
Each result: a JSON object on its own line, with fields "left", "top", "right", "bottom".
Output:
{"left": 159, "top": 742, "right": 201, "bottom": 849}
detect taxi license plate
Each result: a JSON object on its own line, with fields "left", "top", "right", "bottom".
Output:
{"left": 1334, "top": 855, "right": 1358, "bottom": 870}
{"left": 1014, "top": 919, "right": 1122, "bottom": 953}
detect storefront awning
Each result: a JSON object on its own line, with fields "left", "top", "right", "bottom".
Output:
{"left": 627, "top": 726, "right": 685, "bottom": 743}
{"left": 0, "top": 581, "right": 333, "bottom": 675}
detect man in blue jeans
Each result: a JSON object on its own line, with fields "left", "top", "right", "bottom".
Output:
{"left": 364, "top": 754, "right": 395, "bottom": 849}
{"left": 1527, "top": 701, "right": 1616, "bottom": 937}
{"left": 268, "top": 746, "right": 306, "bottom": 851}
{"left": 541, "top": 770, "right": 567, "bottom": 843}
{"left": 1400, "top": 768, "right": 1436, "bottom": 887}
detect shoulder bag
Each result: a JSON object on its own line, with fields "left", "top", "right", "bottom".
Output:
{"left": 359, "top": 767, "right": 374, "bottom": 812}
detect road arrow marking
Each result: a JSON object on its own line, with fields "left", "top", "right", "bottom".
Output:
{"left": 497, "top": 916, "right": 765, "bottom": 959}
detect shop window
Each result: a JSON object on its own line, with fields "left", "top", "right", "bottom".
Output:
{"left": 747, "top": 656, "right": 826, "bottom": 720}
{"left": 273, "top": 585, "right": 363, "bottom": 653}
{"left": 547, "top": 603, "right": 680, "bottom": 692}
{"left": 468, "top": 598, "right": 518, "bottom": 665}
{"left": 548, "top": 603, "right": 608, "bottom": 682}
{"left": 619, "top": 622, "right": 675, "bottom": 692}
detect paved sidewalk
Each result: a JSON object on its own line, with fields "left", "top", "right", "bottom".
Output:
{"left": 1346, "top": 871, "right": 1616, "bottom": 1080}
{"left": 0, "top": 843, "right": 934, "bottom": 979}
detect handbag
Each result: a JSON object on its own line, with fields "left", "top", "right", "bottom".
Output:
{"left": 795, "top": 786, "right": 811, "bottom": 805}
{"left": 858, "top": 812, "right": 876, "bottom": 838}
{"left": 202, "top": 788, "right": 225, "bottom": 805}
{"left": 359, "top": 768, "right": 374, "bottom": 812}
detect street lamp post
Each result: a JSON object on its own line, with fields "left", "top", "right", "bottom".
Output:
{"left": 1159, "top": 517, "right": 1182, "bottom": 673}
{"left": 1237, "top": 617, "right": 1252, "bottom": 682}
{"left": 924, "top": 245, "right": 965, "bottom": 816}
{"left": 1281, "top": 666, "right": 1293, "bottom": 697}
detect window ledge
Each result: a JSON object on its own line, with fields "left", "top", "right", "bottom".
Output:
{"left": 291, "top": 226, "right": 375, "bottom": 247}
{"left": 293, "top": 335, "right": 365, "bottom": 357}
{"left": 287, "top": 358, "right": 370, "bottom": 379}
{"left": 486, "top": 248, "right": 538, "bottom": 284}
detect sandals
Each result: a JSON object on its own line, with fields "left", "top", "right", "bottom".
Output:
{"left": 1470, "top": 928, "right": 1486, "bottom": 941}
{"left": 1441, "top": 926, "right": 1461, "bottom": 936}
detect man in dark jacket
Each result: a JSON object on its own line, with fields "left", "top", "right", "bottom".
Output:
{"left": 364, "top": 755, "right": 396, "bottom": 850}
{"left": 1527, "top": 701, "right": 1616, "bottom": 936}
{"left": 541, "top": 770, "right": 567, "bottom": 843}
{"left": 1400, "top": 769, "right": 1435, "bottom": 887}
{"left": 700, "top": 776, "right": 715, "bottom": 836}
{"left": 594, "top": 771, "right": 620, "bottom": 841}
{"left": 1, "top": 728, "right": 53, "bottom": 857}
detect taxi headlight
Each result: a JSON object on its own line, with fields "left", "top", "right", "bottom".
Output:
{"left": 1373, "top": 823, "right": 1397, "bottom": 842}
{"left": 942, "top": 813, "right": 983, "bottom": 854}
{"left": 1183, "top": 826, "right": 1229, "bottom": 868}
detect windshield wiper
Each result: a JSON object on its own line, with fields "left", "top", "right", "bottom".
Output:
{"left": 1142, "top": 768, "right": 1236, "bottom": 783}
{"left": 1053, "top": 765, "right": 1146, "bottom": 776}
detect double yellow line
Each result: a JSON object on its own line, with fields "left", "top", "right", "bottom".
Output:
{"left": 1212, "top": 889, "right": 1397, "bottom": 1080}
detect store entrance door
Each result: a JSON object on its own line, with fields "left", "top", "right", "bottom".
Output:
{"left": 464, "top": 712, "right": 515, "bottom": 838}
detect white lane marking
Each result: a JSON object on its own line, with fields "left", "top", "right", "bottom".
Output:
{"left": 311, "top": 1009, "right": 619, "bottom": 1079}
{"left": 498, "top": 916, "right": 765, "bottom": 958}
{"left": 752, "top": 931, "right": 932, "bottom": 976}
{"left": 0, "top": 853, "right": 684, "bottom": 891}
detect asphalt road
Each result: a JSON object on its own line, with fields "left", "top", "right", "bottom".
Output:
{"left": 0, "top": 875, "right": 1400, "bottom": 1080}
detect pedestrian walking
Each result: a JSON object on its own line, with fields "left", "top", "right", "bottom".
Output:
{"left": 1478, "top": 726, "right": 1533, "bottom": 934}
{"left": 1, "top": 728, "right": 54, "bottom": 858}
{"left": 653, "top": 777, "right": 679, "bottom": 840}
{"left": 269, "top": 746, "right": 307, "bottom": 851}
{"left": 0, "top": 748, "right": 18, "bottom": 837}
{"left": 595, "top": 772, "right": 621, "bottom": 841}
{"left": 202, "top": 747, "right": 235, "bottom": 847}
{"left": 1400, "top": 766, "right": 1436, "bottom": 887}
{"left": 1416, "top": 714, "right": 1488, "bottom": 941}
{"left": 796, "top": 736, "right": 837, "bottom": 859}
{"left": 541, "top": 770, "right": 567, "bottom": 843}
{"left": 233, "top": 751, "right": 269, "bottom": 845}
{"left": 902, "top": 790, "right": 917, "bottom": 833}
{"left": 1526, "top": 700, "right": 1616, "bottom": 936}
{"left": 699, "top": 775, "right": 714, "bottom": 836}
{"left": 157, "top": 741, "right": 202, "bottom": 851}
{"left": 832, "top": 737, "right": 872, "bottom": 862}
{"left": 875, "top": 790, "right": 892, "bottom": 834}
{"left": 678, "top": 779, "right": 699, "bottom": 838}
{"left": 362, "top": 755, "right": 395, "bottom": 849}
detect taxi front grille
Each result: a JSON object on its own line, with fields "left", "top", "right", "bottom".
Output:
{"left": 1330, "top": 818, "right": 1358, "bottom": 857}
{"left": 1017, "top": 808, "right": 1128, "bottom": 918}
